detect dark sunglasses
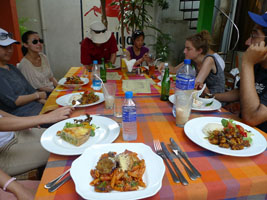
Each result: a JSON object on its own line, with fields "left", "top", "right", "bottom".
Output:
{"left": 133, "top": 30, "right": 144, "bottom": 36}
{"left": 32, "top": 39, "right": 44, "bottom": 44}
{"left": 0, "top": 32, "right": 13, "bottom": 40}
{"left": 92, "top": 29, "right": 106, "bottom": 34}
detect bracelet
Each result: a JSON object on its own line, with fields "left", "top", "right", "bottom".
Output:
{"left": 3, "top": 177, "right": 16, "bottom": 191}
{"left": 35, "top": 92, "right": 40, "bottom": 100}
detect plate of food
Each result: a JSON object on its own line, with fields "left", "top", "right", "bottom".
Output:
{"left": 56, "top": 91, "right": 104, "bottom": 107}
{"left": 184, "top": 117, "right": 267, "bottom": 157}
{"left": 58, "top": 76, "right": 89, "bottom": 87}
{"left": 40, "top": 115, "right": 120, "bottom": 155}
{"left": 70, "top": 143, "right": 165, "bottom": 200}
{"left": 168, "top": 94, "right": 222, "bottom": 111}
{"left": 106, "top": 63, "right": 120, "bottom": 70}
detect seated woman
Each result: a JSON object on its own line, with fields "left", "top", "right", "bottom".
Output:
{"left": 19, "top": 31, "right": 57, "bottom": 96}
{"left": 0, "top": 28, "right": 46, "bottom": 117}
{"left": 126, "top": 30, "right": 150, "bottom": 67}
{"left": 162, "top": 30, "right": 225, "bottom": 94}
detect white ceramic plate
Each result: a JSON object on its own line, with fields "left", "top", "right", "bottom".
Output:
{"left": 169, "top": 94, "right": 222, "bottom": 111}
{"left": 70, "top": 143, "right": 165, "bottom": 200}
{"left": 157, "top": 74, "right": 175, "bottom": 81}
{"left": 56, "top": 92, "right": 104, "bottom": 107}
{"left": 58, "top": 77, "right": 89, "bottom": 87}
{"left": 184, "top": 117, "right": 267, "bottom": 157}
{"left": 106, "top": 64, "right": 120, "bottom": 70}
{"left": 40, "top": 115, "right": 120, "bottom": 155}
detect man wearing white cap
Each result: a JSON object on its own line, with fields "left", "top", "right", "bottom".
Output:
{"left": 0, "top": 28, "right": 46, "bottom": 117}
{"left": 80, "top": 21, "right": 118, "bottom": 69}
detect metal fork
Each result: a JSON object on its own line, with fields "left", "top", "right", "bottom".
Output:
{"left": 168, "top": 144, "right": 197, "bottom": 180}
{"left": 153, "top": 140, "right": 179, "bottom": 183}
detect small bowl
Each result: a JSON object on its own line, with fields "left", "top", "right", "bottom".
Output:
{"left": 196, "top": 95, "right": 215, "bottom": 105}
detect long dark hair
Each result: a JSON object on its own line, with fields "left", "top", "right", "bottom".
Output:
{"left": 21, "top": 31, "right": 38, "bottom": 56}
{"left": 131, "top": 30, "right": 145, "bottom": 45}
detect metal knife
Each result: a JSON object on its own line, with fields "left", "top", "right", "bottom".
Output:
{"left": 170, "top": 137, "right": 201, "bottom": 178}
{"left": 48, "top": 175, "right": 71, "bottom": 192}
{"left": 161, "top": 142, "right": 188, "bottom": 185}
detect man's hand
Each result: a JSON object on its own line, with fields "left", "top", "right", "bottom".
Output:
{"left": 242, "top": 41, "right": 267, "bottom": 66}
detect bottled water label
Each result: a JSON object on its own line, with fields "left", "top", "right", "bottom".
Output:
{"left": 122, "top": 106, "right": 136, "bottom": 122}
{"left": 176, "top": 74, "right": 195, "bottom": 90}
{"left": 93, "top": 79, "right": 101, "bottom": 87}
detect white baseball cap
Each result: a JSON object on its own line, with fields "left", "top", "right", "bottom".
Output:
{"left": 0, "top": 28, "right": 20, "bottom": 46}
{"left": 87, "top": 21, "right": 111, "bottom": 44}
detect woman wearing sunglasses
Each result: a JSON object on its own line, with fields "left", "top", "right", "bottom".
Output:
{"left": 18, "top": 31, "right": 57, "bottom": 96}
{"left": 0, "top": 28, "right": 46, "bottom": 117}
{"left": 126, "top": 30, "right": 150, "bottom": 67}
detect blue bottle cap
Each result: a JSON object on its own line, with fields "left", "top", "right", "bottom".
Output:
{"left": 93, "top": 60, "right": 98, "bottom": 64}
{"left": 125, "top": 91, "right": 133, "bottom": 98}
{"left": 184, "top": 59, "right": 191, "bottom": 64}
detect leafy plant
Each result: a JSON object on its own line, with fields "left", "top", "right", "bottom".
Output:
{"left": 111, "top": 0, "right": 170, "bottom": 50}
{"left": 18, "top": 17, "right": 29, "bottom": 36}
{"left": 152, "top": 32, "right": 172, "bottom": 62}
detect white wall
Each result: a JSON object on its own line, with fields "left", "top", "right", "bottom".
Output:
{"left": 17, "top": 0, "right": 82, "bottom": 79}
{"left": 16, "top": 0, "right": 197, "bottom": 77}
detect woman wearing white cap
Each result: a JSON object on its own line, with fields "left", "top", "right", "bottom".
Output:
{"left": 80, "top": 21, "right": 118, "bottom": 69}
{"left": 0, "top": 28, "right": 46, "bottom": 117}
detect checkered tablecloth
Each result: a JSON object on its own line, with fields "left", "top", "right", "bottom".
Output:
{"left": 35, "top": 67, "right": 267, "bottom": 200}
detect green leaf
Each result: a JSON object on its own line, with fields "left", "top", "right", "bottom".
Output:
{"left": 205, "top": 101, "right": 213, "bottom": 106}
{"left": 221, "top": 119, "right": 228, "bottom": 127}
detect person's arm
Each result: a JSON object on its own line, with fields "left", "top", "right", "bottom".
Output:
{"left": 110, "top": 53, "right": 116, "bottom": 64}
{"left": 240, "top": 41, "right": 267, "bottom": 126}
{"left": 80, "top": 38, "right": 92, "bottom": 65}
{"left": 214, "top": 89, "right": 240, "bottom": 102}
{"left": 0, "top": 110, "right": 15, "bottom": 117}
{"left": 0, "top": 169, "right": 35, "bottom": 200}
{"left": 0, "top": 106, "right": 73, "bottom": 131}
{"left": 195, "top": 57, "right": 215, "bottom": 84}
{"left": 15, "top": 91, "right": 46, "bottom": 106}
{"left": 50, "top": 76, "right": 58, "bottom": 88}
{"left": 37, "top": 87, "right": 53, "bottom": 92}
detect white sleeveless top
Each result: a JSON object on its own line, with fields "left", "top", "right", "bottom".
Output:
{"left": 213, "top": 53, "right": 225, "bottom": 71}
{"left": 0, "top": 115, "right": 15, "bottom": 147}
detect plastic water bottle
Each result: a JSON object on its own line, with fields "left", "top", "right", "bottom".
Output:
{"left": 176, "top": 59, "right": 196, "bottom": 91}
{"left": 122, "top": 91, "right": 137, "bottom": 141}
{"left": 174, "top": 59, "right": 196, "bottom": 125}
{"left": 92, "top": 60, "right": 102, "bottom": 90}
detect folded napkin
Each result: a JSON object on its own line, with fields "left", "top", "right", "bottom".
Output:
{"left": 122, "top": 79, "right": 152, "bottom": 93}
{"left": 107, "top": 72, "right": 122, "bottom": 80}
{"left": 124, "top": 58, "right": 136, "bottom": 72}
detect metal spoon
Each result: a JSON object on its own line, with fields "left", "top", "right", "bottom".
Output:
{"left": 44, "top": 168, "right": 70, "bottom": 189}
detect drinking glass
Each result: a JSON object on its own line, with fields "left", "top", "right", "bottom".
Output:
{"left": 114, "top": 97, "right": 123, "bottom": 118}
{"left": 175, "top": 90, "right": 193, "bottom": 127}
{"left": 103, "top": 83, "right": 116, "bottom": 109}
